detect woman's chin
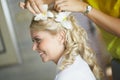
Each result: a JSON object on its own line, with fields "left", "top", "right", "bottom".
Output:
{"left": 41, "top": 58, "right": 49, "bottom": 63}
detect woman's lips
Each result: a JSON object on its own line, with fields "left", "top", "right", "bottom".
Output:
{"left": 39, "top": 52, "right": 43, "bottom": 56}
{"left": 38, "top": 52, "right": 46, "bottom": 57}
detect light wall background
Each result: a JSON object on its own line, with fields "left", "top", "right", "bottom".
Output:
{"left": 0, "top": 0, "right": 56, "bottom": 80}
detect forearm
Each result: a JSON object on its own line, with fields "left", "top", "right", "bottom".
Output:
{"left": 87, "top": 8, "right": 120, "bottom": 37}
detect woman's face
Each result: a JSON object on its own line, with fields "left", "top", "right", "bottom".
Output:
{"left": 31, "top": 30, "right": 65, "bottom": 64}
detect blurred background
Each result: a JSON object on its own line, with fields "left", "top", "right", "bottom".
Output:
{"left": 0, "top": 0, "right": 112, "bottom": 80}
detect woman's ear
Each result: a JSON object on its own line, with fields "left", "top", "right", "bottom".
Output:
{"left": 57, "top": 30, "right": 66, "bottom": 44}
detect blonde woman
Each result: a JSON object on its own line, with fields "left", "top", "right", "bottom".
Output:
{"left": 29, "top": 4, "right": 103, "bottom": 80}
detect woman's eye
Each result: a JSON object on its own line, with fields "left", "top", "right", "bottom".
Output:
{"left": 32, "top": 38, "right": 41, "bottom": 43}
{"left": 36, "top": 38, "right": 41, "bottom": 43}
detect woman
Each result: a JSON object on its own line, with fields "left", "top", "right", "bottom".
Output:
{"left": 29, "top": 6, "right": 103, "bottom": 80}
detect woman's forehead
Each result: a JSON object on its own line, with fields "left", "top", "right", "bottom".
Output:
{"left": 31, "top": 30, "right": 53, "bottom": 37}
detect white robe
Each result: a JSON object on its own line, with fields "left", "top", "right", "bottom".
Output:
{"left": 55, "top": 55, "right": 96, "bottom": 80}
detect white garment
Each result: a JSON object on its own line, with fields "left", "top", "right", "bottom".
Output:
{"left": 55, "top": 55, "right": 96, "bottom": 80}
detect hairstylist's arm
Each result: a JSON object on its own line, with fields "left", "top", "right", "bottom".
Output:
{"left": 19, "top": 0, "right": 54, "bottom": 14}
{"left": 55, "top": 0, "right": 120, "bottom": 37}
{"left": 88, "top": 8, "right": 120, "bottom": 37}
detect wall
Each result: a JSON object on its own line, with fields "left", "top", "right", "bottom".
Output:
{"left": 0, "top": 0, "right": 56, "bottom": 80}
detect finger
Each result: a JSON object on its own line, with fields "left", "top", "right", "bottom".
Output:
{"left": 28, "top": 0, "right": 41, "bottom": 14}
{"left": 34, "top": 0, "right": 45, "bottom": 13}
{"left": 58, "top": 5, "right": 68, "bottom": 12}
{"left": 59, "top": 6, "right": 70, "bottom": 12}
{"left": 54, "top": 0, "right": 66, "bottom": 9}
{"left": 25, "top": 2, "right": 36, "bottom": 15}
{"left": 55, "top": 2, "right": 68, "bottom": 12}
{"left": 55, "top": 0, "right": 66, "bottom": 5}
{"left": 19, "top": 2, "right": 25, "bottom": 9}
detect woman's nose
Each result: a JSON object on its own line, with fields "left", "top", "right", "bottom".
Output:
{"left": 32, "top": 42, "right": 37, "bottom": 51}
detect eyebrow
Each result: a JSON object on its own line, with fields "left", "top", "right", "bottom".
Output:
{"left": 32, "top": 34, "right": 41, "bottom": 39}
{"left": 32, "top": 36, "right": 41, "bottom": 40}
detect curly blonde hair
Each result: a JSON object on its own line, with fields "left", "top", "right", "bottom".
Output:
{"left": 30, "top": 10, "right": 103, "bottom": 80}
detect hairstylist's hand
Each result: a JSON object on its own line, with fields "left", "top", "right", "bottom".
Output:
{"left": 19, "top": 0, "right": 45, "bottom": 15}
{"left": 54, "top": 0, "right": 87, "bottom": 13}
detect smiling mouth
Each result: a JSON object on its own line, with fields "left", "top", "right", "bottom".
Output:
{"left": 38, "top": 51, "right": 46, "bottom": 57}
{"left": 38, "top": 52, "right": 43, "bottom": 55}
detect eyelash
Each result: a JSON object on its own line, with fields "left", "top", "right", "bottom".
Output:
{"left": 32, "top": 38, "right": 41, "bottom": 43}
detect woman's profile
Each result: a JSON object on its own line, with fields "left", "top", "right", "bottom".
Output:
{"left": 29, "top": 5, "right": 103, "bottom": 80}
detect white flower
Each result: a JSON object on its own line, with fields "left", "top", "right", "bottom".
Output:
{"left": 34, "top": 4, "right": 72, "bottom": 29}
{"left": 55, "top": 12, "right": 72, "bottom": 29}
{"left": 34, "top": 4, "right": 54, "bottom": 21}
{"left": 55, "top": 12, "right": 71, "bottom": 22}
{"left": 61, "top": 20, "right": 72, "bottom": 29}
{"left": 47, "top": 11, "right": 54, "bottom": 18}
{"left": 34, "top": 13, "right": 47, "bottom": 21}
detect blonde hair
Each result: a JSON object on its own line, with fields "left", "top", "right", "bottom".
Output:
{"left": 30, "top": 10, "right": 103, "bottom": 79}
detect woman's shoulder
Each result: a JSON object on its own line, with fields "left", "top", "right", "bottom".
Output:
{"left": 55, "top": 55, "right": 96, "bottom": 80}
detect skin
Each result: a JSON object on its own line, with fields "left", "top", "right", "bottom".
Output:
{"left": 31, "top": 30, "right": 65, "bottom": 64}
{"left": 54, "top": 0, "right": 120, "bottom": 37}
{"left": 20, "top": 0, "right": 120, "bottom": 37}
{"left": 19, "top": 0, "right": 54, "bottom": 14}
